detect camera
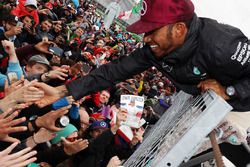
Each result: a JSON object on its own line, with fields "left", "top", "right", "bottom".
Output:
{"left": 81, "top": 63, "right": 92, "bottom": 74}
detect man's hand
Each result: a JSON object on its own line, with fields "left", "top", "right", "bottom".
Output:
{"left": 4, "top": 76, "right": 24, "bottom": 96}
{"left": 1, "top": 40, "right": 16, "bottom": 56}
{"left": 23, "top": 21, "right": 32, "bottom": 31}
{"left": 197, "top": 79, "right": 229, "bottom": 100}
{"left": 7, "top": 80, "right": 45, "bottom": 103}
{"left": 68, "top": 62, "right": 82, "bottom": 76}
{"left": 34, "top": 41, "right": 55, "bottom": 55}
{"left": 38, "top": 162, "right": 52, "bottom": 167}
{"left": 106, "top": 156, "right": 122, "bottom": 167}
{"left": 4, "top": 26, "right": 22, "bottom": 38}
{"left": 116, "top": 109, "right": 128, "bottom": 126}
{"left": 3, "top": 78, "right": 33, "bottom": 111}
{"left": 215, "top": 118, "right": 247, "bottom": 145}
{"left": 38, "top": 9, "right": 50, "bottom": 15}
{"left": 111, "top": 109, "right": 127, "bottom": 134}
{"left": 26, "top": 26, "right": 35, "bottom": 35}
{"left": 131, "top": 127, "right": 145, "bottom": 146}
{"left": 1, "top": 80, "right": 43, "bottom": 112}
{"left": 0, "top": 108, "right": 27, "bottom": 143}
{"left": 26, "top": 128, "right": 55, "bottom": 148}
{"left": 0, "top": 143, "right": 37, "bottom": 167}
{"left": 61, "top": 137, "right": 89, "bottom": 155}
{"left": 33, "top": 82, "right": 68, "bottom": 108}
{"left": 35, "top": 105, "right": 70, "bottom": 132}
{"left": 41, "top": 68, "right": 68, "bottom": 82}
{"left": 33, "top": 128, "right": 56, "bottom": 144}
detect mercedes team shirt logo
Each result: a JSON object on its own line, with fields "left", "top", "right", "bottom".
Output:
{"left": 140, "top": 0, "right": 147, "bottom": 16}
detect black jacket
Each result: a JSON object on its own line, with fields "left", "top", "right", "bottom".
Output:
{"left": 67, "top": 15, "right": 250, "bottom": 111}
{"left": 74, "top": 130, "right": 115, "bottom": 167}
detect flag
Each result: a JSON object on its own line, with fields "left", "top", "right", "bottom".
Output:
{"left": 11, "top": 0, "right": 39, "bottom": 26}
{"left": 118, "top": 10, "right": 132, "bottom": 20}
{"left": 132, "top": 0, "right": 142, "bottom": 14}
{"left": 118, "top": 0, "right": 142, "bottom": 20}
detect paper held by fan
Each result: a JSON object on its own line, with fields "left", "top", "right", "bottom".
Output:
{"left": 120, "top": 95, "right": 144, "bottom": 128}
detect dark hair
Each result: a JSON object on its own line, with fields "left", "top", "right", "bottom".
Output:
{"left": 20, "top": 15, "right": 35, "bottom": 27}
{"left": 56, "top": 34, "right": 67, "bottom": 41}
{"left": 20, "top": 15, "right": 34, "bottom": 21}
{"left": 1, "top": 9, "right": 18, "bottom": 26}
{"left": 42, "top": 17, "right": 53, "bottom": 25}
{"left": 60, "top": 57, "right": 76, "bottom": 66}
{"left": 168, "top": 17, "right": 192, "bottom": 32}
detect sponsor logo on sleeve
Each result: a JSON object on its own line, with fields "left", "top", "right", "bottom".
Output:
{"left": 231, "top": 41, "right": 250, "bottom": 66}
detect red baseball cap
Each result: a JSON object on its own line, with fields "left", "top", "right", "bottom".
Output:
{"left": 126, "top": 0, "right": 194, "bottom": 34}
{"left": 94, "top": 48, "right": 105, "bottom": 56}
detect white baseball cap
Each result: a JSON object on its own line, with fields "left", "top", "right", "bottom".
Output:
{"left": 25, "top": 0, "right": 38, "bottom": 9}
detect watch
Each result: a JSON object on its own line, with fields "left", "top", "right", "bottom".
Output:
{"left": 42, "top": 72, "right": 50, "bottom": 82}
{"left": 44, "top": 72, "right": 50, "bottom": 79}
{"left": 29, "top": 115, "right": 39, "bottom": 132}
{"left": 226, "top": 86, "right": 236, "bottom": 97}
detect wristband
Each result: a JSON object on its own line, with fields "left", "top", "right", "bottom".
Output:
{"left": 52, "top": 97, "right": 70, "bottom": 110}
{"left": 32, "top": 135, "right": 38, "bottom": 145}
{"left": 30, "top": 116, "right": 39, "bottom": 132}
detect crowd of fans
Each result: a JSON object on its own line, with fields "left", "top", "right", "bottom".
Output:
{"left": 0, "top": 0, "right": 175, "bottom": 166}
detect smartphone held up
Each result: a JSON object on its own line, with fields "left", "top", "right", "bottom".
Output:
{"left": 48, "top": 44, "right": 64, "bottom": 57}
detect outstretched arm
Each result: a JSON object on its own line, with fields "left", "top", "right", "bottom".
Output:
{"left": 66, "top": 47, "right": 152, "bottom": 100}
{"left": 34, "top": 47, "right": 153, "bottom": 108}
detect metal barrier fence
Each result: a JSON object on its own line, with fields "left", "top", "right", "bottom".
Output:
{"left": 123, "top": 90, "right": 232, "bottom": 167}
